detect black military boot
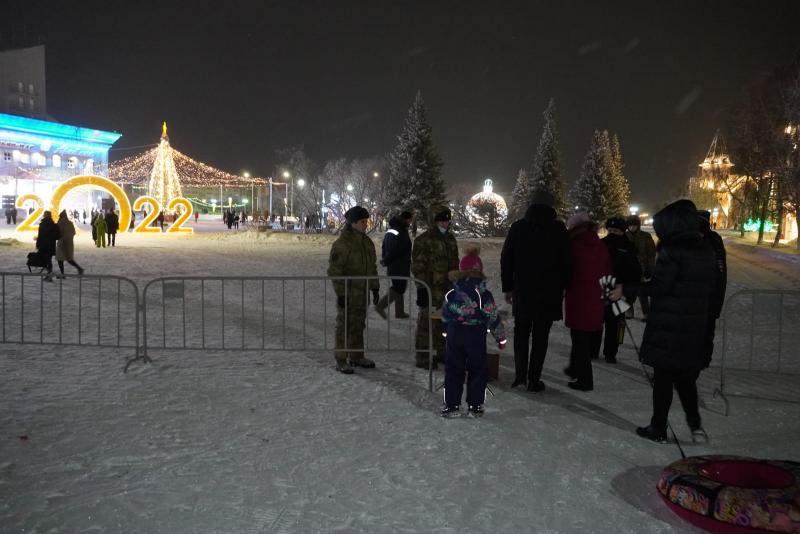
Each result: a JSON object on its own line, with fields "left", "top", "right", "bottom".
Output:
{"left": 393, "top": 290, "right": 409, "bottom": 319}
{"left": 375, "top": 294, "right": 389, "bottom": 319}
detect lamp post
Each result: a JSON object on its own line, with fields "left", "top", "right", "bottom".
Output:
{"left": 268, "top": 177, "right": 273, "bottom": 221}
{"left": 243, "top": 172, "right": 254, "bottom": 213}
{"left": 283, "top": 171, "right": 292, "bottom": 218}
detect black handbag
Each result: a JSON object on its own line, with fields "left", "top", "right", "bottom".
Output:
{"left": 26, "top": 250, "right": 47, "bottom": 271}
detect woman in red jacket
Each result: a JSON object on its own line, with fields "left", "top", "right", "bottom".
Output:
{"left": 563, "top": 211, "right": 612, "bottom": 391}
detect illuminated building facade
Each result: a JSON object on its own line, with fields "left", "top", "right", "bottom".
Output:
{"left": 0, "top": 112, "right": 122, "bottom": 204}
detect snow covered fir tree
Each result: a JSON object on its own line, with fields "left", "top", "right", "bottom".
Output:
{"left": 383, "top": 91, "right": 447, "bottom": 227}
{"left": 569, "top": 129, "right": 631, "bottom": 221}
{"left": 606, "top": 134, "right": 631, "bottom": 218}
{"left": 528, "top": 98, "right": 566, "bottom": 216}
{"left": 509, "top": 168, "right": 529, "bottom": 221}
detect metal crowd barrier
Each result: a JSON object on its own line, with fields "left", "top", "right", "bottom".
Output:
{"left": 138, "top": 276, "right": 437, "bottom": 390}
{"left": 0, "top": 271, "right": 140, "bottom": 366}
{"left": 714, "top": 289, "right": 800, "bottom": 414}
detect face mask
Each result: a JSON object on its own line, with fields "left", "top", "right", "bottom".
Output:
{"left": 438, "top": 226, "right": 448, "bottom": 234}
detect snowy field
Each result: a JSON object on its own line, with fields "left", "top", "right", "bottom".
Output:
{"left": 1, "top": 225, "right": 799, "bottom": 533}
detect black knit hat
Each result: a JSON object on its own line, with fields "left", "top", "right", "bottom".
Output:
{"left": 345, "top": 206, "right": 370, "bottom": 224}
{"left": 605, "top": 217, "right": 628, "bottom": 231}
{"left": 400, "top": 210, "right": 413, "bottom": 220}
{"left": 433, "top": 207, "right": 452, "bottom": 222}
{"left": 697, "top": 210, "right": 711, "bottom": 221}
{"left": 530, "top": 189, "right": 556, "bottom": 208}
{"left": 626, "top": 215, "right": 641, "bottom": 226}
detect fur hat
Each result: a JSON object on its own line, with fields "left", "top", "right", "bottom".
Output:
{"left": 344, "top": 206, "right": 370, "bottom": 224}
{"left": 459, "top": 244, "right": 483, "bottom": 272}
{"left": 433, "top": 207, "right": 452, "bottom": 222}
{"left": 566, "top": 210, "right": 592, "bottom": 230}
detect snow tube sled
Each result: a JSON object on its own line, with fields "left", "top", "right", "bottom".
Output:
{"left": 658, "top": 455, "right": 800, "bottom": 533}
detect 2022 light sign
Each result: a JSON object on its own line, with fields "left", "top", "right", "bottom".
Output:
{"left": 14, "top": 174, "right": 193, "bottom": 234}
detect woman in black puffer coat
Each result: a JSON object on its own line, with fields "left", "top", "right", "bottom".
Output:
{"left": 619, "top": 199, "right": 716, "bottom": 443}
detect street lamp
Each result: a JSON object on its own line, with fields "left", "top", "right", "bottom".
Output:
{"left": 629, "top": 205, "right": 639, "bottom": 215}
{"left": 283, "top": 171, "right": 294, "bottom": 218}
{"left": 297, "top": 178, "right": 305, "bottom": 187}
{"left": 346, "top": 184, "right": 353, "bottom": 192}
{"left": 373, "top": 172, "right": 379, "bottom": 178}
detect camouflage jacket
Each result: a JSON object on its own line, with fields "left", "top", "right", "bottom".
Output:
{"left": 411, "top": 228, "right": 459, "bottom": 301}
{"left": 327, "top": 225, "right": 379, "bottom": 300}
{"left": 627, "top": 228, "right": 656, "bottom": 278}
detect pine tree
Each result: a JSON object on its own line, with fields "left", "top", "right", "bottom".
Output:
{"left": 570, "top": 130, "right": 611, "bottom": 221}
{"left": 604, "top": 133, "right": 631, "bottom": 218}
{"left": 384, "top": 91, "right": 446, "bottom": 223}
{"left": 509, "top": 168, "right": 529, "bottom": 221}
{"left": 528, "top": 98, "right": 566, "bottom": 215}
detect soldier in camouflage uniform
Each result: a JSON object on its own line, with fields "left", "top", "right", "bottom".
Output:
{"left": 327, "top": 206, "right": 380, "bottom": 374}
{"left": 411, "top": 206, "right": 460, "bottom": 368}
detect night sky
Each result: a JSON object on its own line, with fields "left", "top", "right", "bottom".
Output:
{"left": 5, "top": 0, "right": 800, "bottom": 209}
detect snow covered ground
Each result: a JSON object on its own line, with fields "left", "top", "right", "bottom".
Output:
{"left": 1, "top": 226, "right": 799, "bottom": 533}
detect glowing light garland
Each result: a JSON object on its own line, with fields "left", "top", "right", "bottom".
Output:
{"left": 108, "top": 124, "right": 270, "bottom": 188}
{"left": 147, "top": 125, "right": 183, "bottom": 209}
{"left": 466, "top": 179, "right": 508, "bottom": 223}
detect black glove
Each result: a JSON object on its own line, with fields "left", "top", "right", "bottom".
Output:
{"left": 416, "top": 288, "right": 429, "bottom": 307}
{"left": 337, "top": 295, "right": 346, "bottom": 308}
{"left": 372, "top": 289, "right": 380, "bottom": 306}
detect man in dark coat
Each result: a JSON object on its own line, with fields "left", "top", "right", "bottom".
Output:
{"left": 411, "top": 205, "right": 459, "bottom": 369}
{"left": 376, "top": 211, "right": 413, "bottom": 319}
{"left": 500, "top": 190, "right": 570, "bottom": 392}
{"left": 327, "top": 206, "right": 380, "bottom": 374}
{"left": 35, "top": 210, "right": 61, "bottom": 281}
{"left": 613, "top": 199, "right": 716, "bottom": 443}
{"left": 598, "top": 217, "right": 641, "bottom": 363}
{"left": 105, "top": 210, "right": 119, "bottom": 246}
{"left": 697, "top": 210, "right": 727, "bottom": 361}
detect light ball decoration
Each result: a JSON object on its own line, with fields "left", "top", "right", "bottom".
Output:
{"left": 466, "top": 179, "right": 507, "bottom": 226}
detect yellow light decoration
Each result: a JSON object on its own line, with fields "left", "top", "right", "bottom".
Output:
{"left": 132, "top": 196, "right": 162, "bottom": 233}
{"left": 148, "top": 130, "right": 183, "bottom": 209}
{"left": 50, "top": 175, "right": 132, "bottom": 234}
{"left": 166, "top": 198, "right": 193, "bottom": 233}
{"left": 108, "top": 125, "right": 271, "bottom": 188}
{"left": 15, "top": 193, "right": 45, "bottom": 232}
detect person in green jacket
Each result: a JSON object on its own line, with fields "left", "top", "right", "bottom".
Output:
{"left": 94, "top": 212, "right": 108, "bottom": 248}
{"left": 411, "top": 205, "right": 459, "bottom": 368}
{"left": 327, "top": 206, "right": 380, "bottom": 374}
{"left": 626, "top": 215, "right": 657, "bottom": 319}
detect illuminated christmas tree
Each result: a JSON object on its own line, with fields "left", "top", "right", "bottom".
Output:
{"left": 147, "top": 122, "right": 183, "bottom": 208}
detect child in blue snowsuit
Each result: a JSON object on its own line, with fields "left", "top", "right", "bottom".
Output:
{"left": 440, "top": 245, "right": 507, "bottom": 417}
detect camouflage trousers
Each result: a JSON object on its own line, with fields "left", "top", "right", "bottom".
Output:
{"left": 415, "top": 306, "right": 445, "bottom": 364}
{"left": 335, "top": 302, "right": 367, "bottom": 362}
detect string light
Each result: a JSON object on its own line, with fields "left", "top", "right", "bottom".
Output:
{"left": 147, "top": 129, "right": 183, "bottom": 209}
{"left": 108, "top": 124, "right": 273, "bottom": 188}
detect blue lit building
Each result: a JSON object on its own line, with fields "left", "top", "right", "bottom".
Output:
{"left": 0, "top": 112, "right": 122, "bottom": 205}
